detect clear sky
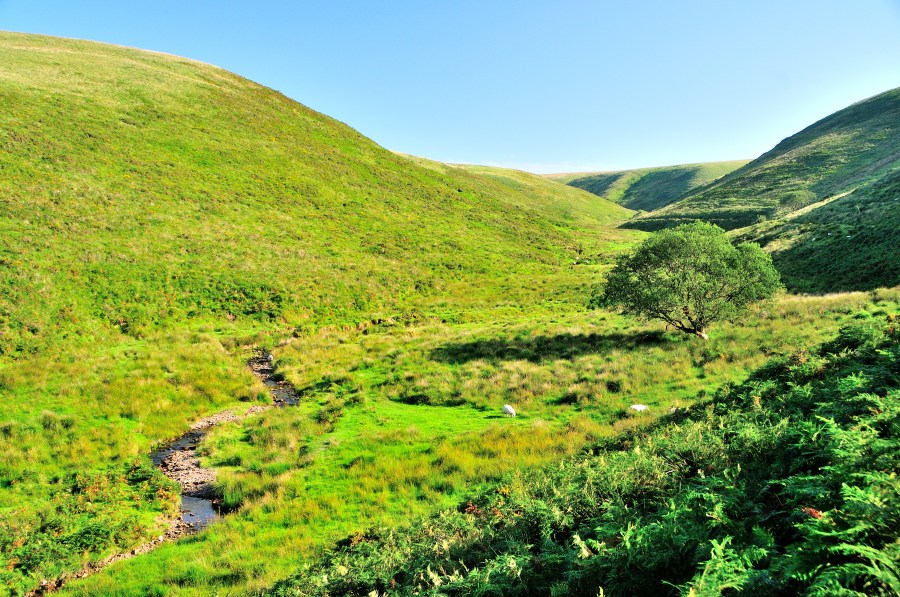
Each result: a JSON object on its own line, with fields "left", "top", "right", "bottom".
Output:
{"left": 2, "top": 1, "right": 899, "bottom": 173}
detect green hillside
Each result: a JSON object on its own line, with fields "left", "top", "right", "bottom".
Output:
{"left": 3, "top": 31, "right": 898, "bottom": 597}
{"left": 0, "top": 32, "right": 637, "bottom": 594}
{"left": 627, "top": 87, "right": 900, "bottom": 231}
{"left": 0, "top": 32, "right": 632, "bottom": 359}
{"left": 734, "top": 168, "right": 900, "bottom": 293}
{"left": 550, "top": 161, "right": 747, "bottom": 212}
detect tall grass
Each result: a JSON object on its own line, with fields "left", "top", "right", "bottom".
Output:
{"left": 61, "top": 289, "right": 899, "bottom": 595}
{"left": 272, "top": 309, "right": 900, "bottom": 596}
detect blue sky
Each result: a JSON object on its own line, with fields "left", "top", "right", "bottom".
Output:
{"left": 1, "top": 0, "right": 898, "bottom": 173}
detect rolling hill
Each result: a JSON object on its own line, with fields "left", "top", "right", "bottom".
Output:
{"left": 0, "top": 32, "right": 632, "bottom": 358}
{"left": 624, "top": 87, "right": 900, "bottom": 231}
{"left": 2, "top": 31, "right": 897, "bottom": 597}
{"left": 0, "top": 31, "right": 637, "bottom": 593}
{"left": 734, "top": 168, "right": 900, "bottom": 293}
{"left": 549, "top": 160, "right": 747, "bottom": 212}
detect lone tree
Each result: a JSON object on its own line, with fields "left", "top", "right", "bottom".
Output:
{"left": 598, "top": 221, "right": 782, "bottom": 339}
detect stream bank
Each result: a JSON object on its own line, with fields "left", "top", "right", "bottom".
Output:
{"left": 154, "top": 351, "right": 298, "bottom": 532}
{"left": 30, "top": 351, "right": 297, "bottom": 595}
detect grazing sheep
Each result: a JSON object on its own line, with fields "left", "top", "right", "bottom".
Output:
{"left": 629, "top": 404, "right": 649, "bottom": 412}
{"left": 502, "top": 404, "right": 516, "bottom": 417}
{"left": 267, "top": 354, "right": 274, "bottom": 363}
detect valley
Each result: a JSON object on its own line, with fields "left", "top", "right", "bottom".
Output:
{"left": 0, "top": 31, "right": 897, "bottom": 597}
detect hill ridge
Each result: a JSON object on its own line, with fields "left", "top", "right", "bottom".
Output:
{"left": 625, "top": 86, "right": 900, "bottom": 231}
{"left": 554, "top": 160, "right": 748, "bottom": 212}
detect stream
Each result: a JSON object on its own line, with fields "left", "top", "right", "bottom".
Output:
{"left": 29, "top": 351, "right": 299, "bottom": 595}
{"left": 151, "top": 352, "right": 298, "bottom": 532}
{"left": 149, "top": 424, "right": 222, "bottom": 531}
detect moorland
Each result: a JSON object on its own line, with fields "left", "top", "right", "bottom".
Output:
{"left": 0, "top": 32, "right": 897, "bottom": 596}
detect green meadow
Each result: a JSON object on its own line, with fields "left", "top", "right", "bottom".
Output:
{"left": 58, "top": 290, "right": 898, "bottom": 595}
{"left": 0, "top": 31, "right": 898, "bottom": 597}
{"left": 273, "top": 300, "right": 900, "bottom": 596}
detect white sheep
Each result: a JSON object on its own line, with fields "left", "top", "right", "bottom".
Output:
{"left": 629, "top": 404, "right": 649, "bottom": 412}
{"left": 502, "top": 404, "right": 516, "bottom": 417}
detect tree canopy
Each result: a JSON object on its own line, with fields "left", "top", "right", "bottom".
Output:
{"left": 598, "top": 221, "right": 782, "bottom": 339}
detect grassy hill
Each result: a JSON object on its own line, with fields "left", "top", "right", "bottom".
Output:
{"left": 3, "top": 32, "right": 897, "bottom": 597}
{"left": 0, "top": 31, "right": 637, "bottom": 594}
{"left": 549, "top": 161, "right": 747, "bottom": 212}
{"left": 0, "top": 32, "right": 634, "bottom": 359}
{"left": 627, "top": 87, "right": 900, "bottom": 231}
{"left": 734, "top": 168, "right": 900, "bottom": 293}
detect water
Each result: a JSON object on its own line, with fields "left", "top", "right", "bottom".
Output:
{"left": 150, "top": 429, "right": 218, "bottom": 532}
{"left": 180, "top": 495, "right": 220, "bottom": 530}
{"left": 149, "top": 353, "right": 296, "bottom": 535}
{"left": 264, "top": 378, "right": 299, "bottom": 406}
{"left": 149, "top": 429, "right": 204, "bottom": 466}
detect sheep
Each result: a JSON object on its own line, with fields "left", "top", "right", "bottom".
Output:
{"left": 502, "top": 404, "right": 516, "bottom": 417}
{"left": 629, "top": 404, "right": 649, "bottom": 412}
{"left": 267, "top": 354, "right": 274, "bottom": 363}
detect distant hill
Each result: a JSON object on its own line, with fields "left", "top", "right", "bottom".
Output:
{"left": 549, "top": 161, "right": 747, "bottom": 211}
{"left": 626, "top": 87, "right": 900, "bottom": 231}
{"left": 734, "top": 167, "right": 900, "bottom": 293}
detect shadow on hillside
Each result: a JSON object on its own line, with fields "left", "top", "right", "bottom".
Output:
{"left": 431, "top": 330, "right": 668, "bottom": 364}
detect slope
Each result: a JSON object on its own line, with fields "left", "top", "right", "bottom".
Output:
{"left": 0, "top": 31, "right": 637, "bottom": 593}
{"left": 549, "top": 160, "right": 747, "bottom": 212}
{"left": 0, "top": 32, "right": 632, "bottom": 357}
{"left": 733, "top": 168, "right": 900, "bottom": 293}
{"left": 626, "top": 87, "right": 900, "bottom": 231}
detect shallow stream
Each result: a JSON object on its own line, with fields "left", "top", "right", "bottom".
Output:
{"left": 149, "top": 427, "right": 221, "bottom": 530}
{"left": 149, "top": 352, "right": 298, "bottom": 533}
